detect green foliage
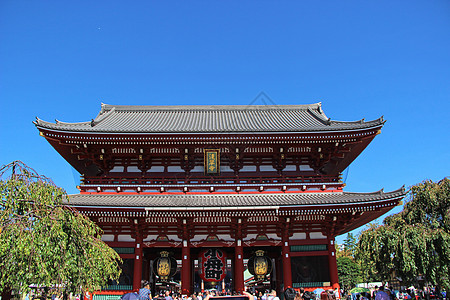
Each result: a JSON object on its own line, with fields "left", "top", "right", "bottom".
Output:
{"left": 337, "top": 233, "right": 376, "bottom": 290}
{"left": 0, "top": 161, "right": 121, "bottom": 294}
{"left": 357, "top": 178, "right": 450, "bottom": 289}
{"left": 343, "top": 233, "right": 357, "bottom": 256}
{"left": 337, "top": 256, "right": 360, "bottom": 291}
{"left": 352, "top": 225, "right": 379, "bottom": 284}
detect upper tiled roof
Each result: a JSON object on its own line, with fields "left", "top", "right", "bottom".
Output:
{"left": 35, "top": 103, "right": 384, "bottom": 134}
{"left": 66, "top": 188, "right": 405, "bottom": 208}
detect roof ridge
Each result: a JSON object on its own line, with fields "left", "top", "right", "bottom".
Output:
{"left": 92, "top": 106, "right": 115, "bottom": 127}
{"left": 306, "top": 106, "right": 331, "bottom": 125}
{"left": 53, "top": 120, "right": 91, "bottom": 126}
{"left": 342, "top": 187, "right": 406, "bottom": 196}
{"left": 100, "top": 103, "right": 322, "bottom": 112}
{"left": 330, "top": 116, "right": 385, "bottom": 126}
{"left": 34, "top": 117, "right": 91, "bottom": 127}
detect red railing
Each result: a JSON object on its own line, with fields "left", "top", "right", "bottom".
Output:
{"left": 81, "top": 174, "right": 341, "bottom": 186}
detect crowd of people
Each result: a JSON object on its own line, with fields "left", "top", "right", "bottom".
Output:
{"left": 344, "top": 285, "right": 447, "bottom": 300}
{"left": 136, "top": 282, "right": 283, "bottom": 300}
{"left": 134, "top": 282, "right": 446, "bottom": 300}
{"left": 19, "top": 289, "right": 91, "bottom": 300}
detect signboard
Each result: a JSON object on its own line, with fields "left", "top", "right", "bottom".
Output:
{"left": 199, "top": 248, "right": 227, "bottom": 282}
{"left": 204, "top": 149, "right": 220, "bottom": 175}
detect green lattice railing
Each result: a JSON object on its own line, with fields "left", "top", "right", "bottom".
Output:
{"left": 290, "top": 244, "right": 327, "bottom": 252}
{"left": 293, "top": 282, "right": 330, "bottom": 288}
{"left": 104, "top": 284, "right": 133, "bottom": 290}
{"left": 112, "top": 247, "right": 135, "bottom": 254}
{"left": 93, "top": 295, "right": 123, "bottom": 300}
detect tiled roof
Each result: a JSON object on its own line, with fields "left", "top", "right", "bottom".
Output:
{"left": 35, "top": 103, "right": 384, "bottom": 133}
{"left": 66, "top": 188, "right": 405, "bottom": 208}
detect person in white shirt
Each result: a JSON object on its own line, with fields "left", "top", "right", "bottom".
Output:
{"left": 334, "top": 289, "right": 340, "bottom": 300}
{"left": 268, "top": 290, "right": 280, "bottom": 300}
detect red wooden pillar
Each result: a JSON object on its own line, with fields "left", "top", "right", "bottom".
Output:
{"left": 181, "top": 239, "right": 191, "bottom": 295}
{"left": 234, "top": 238, "right": 245, "bottom": 293}
{"left": 133, "top": 236, "right": 143, "bottom": 291}
{"left": 328, "top": 238, "right": 340, "bottom": 289}
{"left": 281, "top": 222, "right": 292, "bottom": 289}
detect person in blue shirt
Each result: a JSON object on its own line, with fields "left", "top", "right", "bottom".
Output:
{"left": 165, "top": 291, "right": 173, "bottom": 300}
{"left": 139, "top": 281, "right": 152, "bottom": 300}
{"left": 375, "top": 287, "right": 389, "bottom": 300}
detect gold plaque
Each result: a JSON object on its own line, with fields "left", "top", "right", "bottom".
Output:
{"left": 204, "top": 149, "right": 220, "bottom": 175}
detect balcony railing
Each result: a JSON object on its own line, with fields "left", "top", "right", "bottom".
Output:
{"left": 79, "top": 174, "right": 343, "bottom": 193}
{"left": 82, "top": 174, "right": 340, "bottom": 186}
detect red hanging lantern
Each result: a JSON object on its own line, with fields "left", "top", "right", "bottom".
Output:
{"left": 198, "top": 248, "right": 227, "bottom": 282}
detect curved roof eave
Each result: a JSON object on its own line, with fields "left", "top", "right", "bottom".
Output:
{"left": 64, "top": 187, "right": 406, "bottom": 209}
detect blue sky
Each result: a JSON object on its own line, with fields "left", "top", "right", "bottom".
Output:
{"left": 1, "top": 1, "right": 449, "bottom": 243}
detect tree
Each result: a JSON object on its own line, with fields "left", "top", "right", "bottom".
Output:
{"left": 0, "top": 161, "right": 121, "bottom": 297}
{"left": 343, "top": 233, "right": 357, "bottom": 255}
{"left": 337, "top": 232, "right": 378, "bottom": 290}
{"left": 357, "top": 178, "right": 450, "bottom": 289}
{"left": 349, "top": 224, "right": 378, "bottom": 284}
{"left": 337, "top": 255, "right": 360, "bottom": 292}
{"left": 336, "top": 233, "right": 357, "bottom": 260}
{"left": 337, "top": 233, "right": 364, "bottom": 292}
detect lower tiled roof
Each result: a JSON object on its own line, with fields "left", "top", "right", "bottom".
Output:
{"left": 67, "top": 188, "right": 405, "bottom": 208}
